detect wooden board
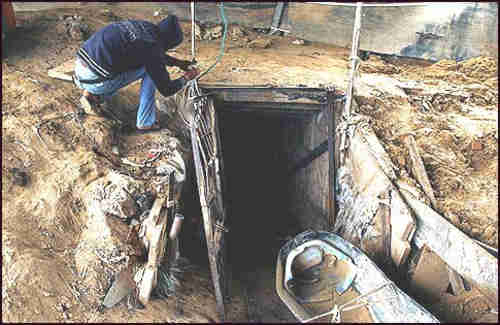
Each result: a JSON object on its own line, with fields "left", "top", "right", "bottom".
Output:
{"left": 190, "top": 93, "right": 229, "bottom": 321}
{"left": 47, "top": 60, "right": 75, "bottom": 82}
{"left": 402, "top": 134, "right": 437, "bottom": 208}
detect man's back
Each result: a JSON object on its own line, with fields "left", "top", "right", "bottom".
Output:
{"left": 80, "top": 20, "right": 162, "bottom": 76}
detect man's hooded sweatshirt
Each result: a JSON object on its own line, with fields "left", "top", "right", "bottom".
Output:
{"left": 77, "top": 15, "right": 186, "bottom": 97}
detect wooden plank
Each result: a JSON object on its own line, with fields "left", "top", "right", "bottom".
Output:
{"left": 401, "top": 134, "right": 437, "bottom": 208}
{"left": 212, "top": 88, "right": 326, "bottom": 105}
{"left": 47, "top": 60, "right": 75, "bottom": 82}
{"left": 390, "top": 188, "right": 416, "bottom": 267}
{"left": 399, "top": 190, "right": 498, "bottom": 308}
{"left": 327, "top": 89, "right": 336, "bottom": 231}
{"left": 190, "top": 95, "right": 228, "bottom": 321}
{"left": 378, "top": 197, "right": 391, "bottom": 265}
{"left": 138, "top": 183, "right": 170, "bottom": 305}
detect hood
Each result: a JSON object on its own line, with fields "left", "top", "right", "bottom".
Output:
{"left": 157, "top": 15, "right": 183, "bottom": 50}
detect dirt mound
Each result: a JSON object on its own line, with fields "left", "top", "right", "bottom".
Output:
{"left": 457, "top": 56, "right": 498, "bottom": 82}
{"left": 360, "top": 55, "right": 400, "bottom": 74}
{"left": 422, "top": 56, "right": 498, "bottom": 84}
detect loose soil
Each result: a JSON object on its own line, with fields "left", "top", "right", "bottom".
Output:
{"left": 2, "top": 4, "right": 497, "bottom": 323}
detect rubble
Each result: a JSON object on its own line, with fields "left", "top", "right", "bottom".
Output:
{"left": 56, "top": 15, "right": 90, "bottom": 40}
{"left": 194, "top": 23, "right": 223, "bottom": 41}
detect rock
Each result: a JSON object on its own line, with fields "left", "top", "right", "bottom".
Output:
{"left": 56, "top": 15, "right": 89, "bottom": 40}
{"left": 248, "top": 38, "right": 272, "bottom": 49}
{"left": 203, "top": 25, "right": 223, "bottom": 40}
{"left": 463, "top": 296, "right": 490, "bottom": 316}
{"left": 230, "top": 25, "right": 246, "bottom": 39}
{"left": 292, "top": 39, "right": 305, "bottom": 45}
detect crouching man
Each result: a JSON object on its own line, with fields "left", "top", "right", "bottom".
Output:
{"left": 74, "top": 15, "right": 198, "bottom": 130}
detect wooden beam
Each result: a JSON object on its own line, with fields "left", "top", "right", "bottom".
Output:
{"left": 327, "top": 88, "right": 336, "bottom": 231}
{"left": 401, "top": 134, "right": 437, "bottom": 208}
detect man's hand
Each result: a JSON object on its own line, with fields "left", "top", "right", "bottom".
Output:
{"left": 176, "top": 59, "right": 192, "bottom": 72}
{"left": 183, "top": 68, "right": 200, "bottom": 81}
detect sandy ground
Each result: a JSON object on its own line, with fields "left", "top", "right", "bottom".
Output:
{"left": 2, "top": 4, "right": 498, "bottom": 323}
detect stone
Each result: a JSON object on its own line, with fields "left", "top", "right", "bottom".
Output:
{"left": 204, "top": 25, "right": 223, "bottom": 40}
{"left": 248, "top": 38, "right": 272, "bottom": 49}
{"left": 230, "top": 25, "right": 246, "bottom": 39}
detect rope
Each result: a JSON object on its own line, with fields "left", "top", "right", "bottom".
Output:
{"left": 301, "top": 282, "right": 398, "bottom": 323}
{"left": 195, "top": 2, "right": 228, "bottom": 80}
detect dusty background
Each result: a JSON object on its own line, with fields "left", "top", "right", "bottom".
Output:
{"left": 2, "top": 3, "right": 498, "bottom": 323}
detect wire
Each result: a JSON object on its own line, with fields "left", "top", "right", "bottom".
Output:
{"left": 196, "top": 2, "right": 228, "bottom": 80}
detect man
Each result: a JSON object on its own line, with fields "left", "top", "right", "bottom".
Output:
{"left": 74, "top": 15, "right": 198, "bottom": 130}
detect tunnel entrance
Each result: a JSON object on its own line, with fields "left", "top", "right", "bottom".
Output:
{"left": 218, "top": 109, "right": 304, "bottom": 274}
{"left": 178, "top": 86, "right": 328, "bottom": 321}
{"left": 180, "top": 107, "right": 313, "bottom": 274}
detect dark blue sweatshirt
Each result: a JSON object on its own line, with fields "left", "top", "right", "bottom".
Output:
{"left": 77, "top": 18, "right": 186, "bottom": 97}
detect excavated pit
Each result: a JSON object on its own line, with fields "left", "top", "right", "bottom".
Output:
{"left": 3, "top": 3, "right": 498, "bottom": 323}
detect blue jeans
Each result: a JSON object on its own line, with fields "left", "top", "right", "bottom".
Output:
{"left": 74, "top": 59, "right": 157, "bottom": 128}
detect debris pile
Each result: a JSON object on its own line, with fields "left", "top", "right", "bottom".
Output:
{"left": 75, "top": 131, "right": 188, "bottom": 310}
{"left": 56, "top": 15, "right": 90, "bottom": 40}
{"left": 194, "top": 22, "right": 223, "bottom": 41}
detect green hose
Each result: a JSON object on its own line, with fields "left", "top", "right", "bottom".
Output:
{"left": 196, "top": 2, "right": 228, "bottom": 80}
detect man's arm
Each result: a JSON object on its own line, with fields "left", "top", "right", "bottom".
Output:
{"left": 146, "top": 45, "right": 188, "bottom": 97}
{"left": 161, "top": 54, "right": 192, "bottom": 71}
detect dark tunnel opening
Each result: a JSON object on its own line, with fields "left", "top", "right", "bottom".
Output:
{"left": 180, "top": 107, "right": 310, "bottom": 277}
